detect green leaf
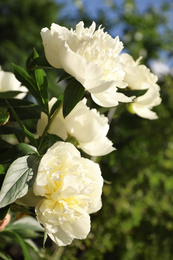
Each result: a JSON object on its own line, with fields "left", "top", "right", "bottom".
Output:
{"left": 0, "top": 205, "right": 10, "bottom": 221}
{"left": 34, "top": 68, "right": 48, "bottom": 112}
{"left": 0, "top": 91, "right": 22, "bottom": 99}
{"left": 0, "top": 125, "right": 22, "bottom": 135}
{"left": 0, "top": 154, "right": 40, "bottom": 208}
{"left": 8, "top": 216, "right": 44, "bottom": 239}
{"left": 0, "top": 98, "right": 39, "bottom": 108}
{"left": 0, "top": 143, "right": 38, "bottom": 164}
{"left": 46, "top": 133, "right": 64, "bottom": 148}
{"left": 10, "top": 216, "right": 44, "bottom": 239}
{"left": 50, "top": 95, "right": 63, "bottom": 116}
{"left": 13, "top": 64, "right": 40, "bottom": 101}
{"left": 27, "top": 49, "right": 49, "bottom": 112}
{"left": 1, "top": 230, "right": 31, "bottom": 260}
{"left": 0, "top": 251, "right": 12, "bottom": 260}
{"left": 119, "top": 88, "right": 148, "bottom": 97}
{"left": 0, "top": 164, "right": 5, "bottom": 174}
{"left": 0, "top": 107, "right": 10, "bottom": 126}
{"left": 43, "top": 232, "right": 48, "bottom": 248}
{"left": 6, "top": 100, "right": 38, "bottom": 147}
{"left": 57, "top": 71, "right": 72, "bottom": 83}
{"left": 63, "top": 78, "right": 85, "bottom": 117}
{"left": 26, "top": 48, "right": 39, "bottom": 72}
{"left": 0, "top": 98, "right": 42, "bottom": 120}
{"left": 29, "top": 56, "right": 53, "bottom": 70}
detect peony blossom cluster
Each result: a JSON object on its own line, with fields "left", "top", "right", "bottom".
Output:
{"left": 33, "top": 142, "right": 103, "bottom": 246}
{"left": 41, "top": 21, "right": 161, "bottom": 119}
{"left": 20, "top": 21, "right": 162, "bottom": 247}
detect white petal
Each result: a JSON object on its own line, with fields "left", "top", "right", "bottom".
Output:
{"left": 37, "top": 113, "right": 48, "bottom": 136}
{"left": 61, "top": 213, "right": 90, "bottom": 239}
{"left": 66, "top": 107, "right": 109, "bottom": 143}
{"left": 132, "top": 103, "right": 158, "bottom": 120}
{"left": 48, "top": 225, "right": 74, "bottom": 246}
{"left": 41, "top": 27, "right": 63, "bottom": 68}
{"left": 79, "top": 138, "right": 115, "bottom": 156}
{"left": 92, "top": 87, "right": 134, "bottom": 107}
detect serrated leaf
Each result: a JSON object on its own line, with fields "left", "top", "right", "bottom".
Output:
{"left": 63, "top": 78, "right": 85, "bottom": 117}
{"left": 0, "top": 154, "right": 40, "bottom": 208}
{"left": 0, "top": 107, "right": 10, "bottom": 126}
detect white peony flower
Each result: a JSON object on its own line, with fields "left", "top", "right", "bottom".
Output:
{"left": 41, "top": 21, "right": 133, "bottom": 107}
{"left": 0, "top": 66, "right": 27, "bottom": 98}
{"left": 37, "top": 98, "right": 115, "bottom": 156}
{"left": 33, "top": 141, "right": 103, "bottom": 246}
{"left": 129, "top": 84, "right": 161, "bottom": 119}
{"left": 121, "top": 53, "right": 161, "bottom": 119}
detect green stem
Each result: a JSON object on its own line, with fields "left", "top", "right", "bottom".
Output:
{"left": 38, "top": 101, "right": 63, "bottom": 150}
{"left": 5, "top": 99, "right": 37, "bottom": 147}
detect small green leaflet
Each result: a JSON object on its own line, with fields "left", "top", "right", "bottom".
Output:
{"left": 0, "top": 154, "right": 40, "bottom": 208}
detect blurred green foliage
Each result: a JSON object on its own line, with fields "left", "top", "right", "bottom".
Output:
{"left": 0, "top": 0, "right": 173, "bottom": 259}
{"left": 0, "top": 0, "right": 60, "bottom": 70}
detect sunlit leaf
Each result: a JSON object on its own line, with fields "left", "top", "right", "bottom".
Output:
{"left": 0, "top": 154, "right": 40, "bottom": 208}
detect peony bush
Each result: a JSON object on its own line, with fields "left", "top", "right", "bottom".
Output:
{"left": 0, "top": 21, "right": 161, "bottom": 256}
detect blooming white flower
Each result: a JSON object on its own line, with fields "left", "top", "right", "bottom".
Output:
{"left": 33, "top": 141, "right": 103, "bottom": 246}
{"left": 41, "top": 21, "right": 133, "bottom": 107}
{"left": 37, "top": 98, "right": 115, "bottom": 156}
{"left": 0, "top": 66, "right": 27, "bottom": 98}
{"left": 121, "top": 53, "right": 161, "bottom": 119}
